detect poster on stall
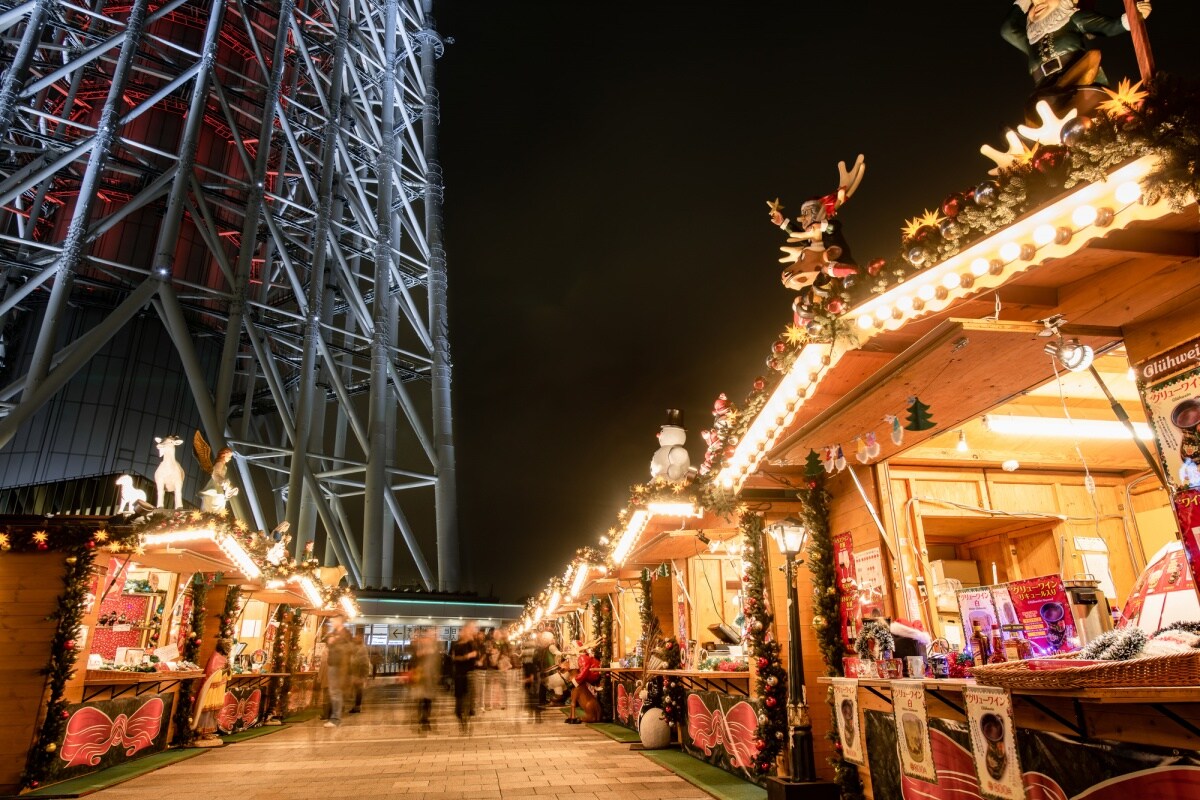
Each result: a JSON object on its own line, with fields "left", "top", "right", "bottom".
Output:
{"left": 1172, "top": 488, "right": 1200, "bottom": 605}
{"left": 892, "top": 680, "right": 937, "bottom": 783}
{"left": 854, "top": 547, "right": 887, "bottom": 619}
{"left": 1137, "top": 340, "right": 1200, "bottom": 494}
{"left": 833, "top": 532, "right": 859, "bottom": 648}
{"left": 832, "top": 678, "right": 865, "bottom": 766}
{"left": 956, "top": 587, "right": 998, "bottom": 657}
{"left": 963, "top": 685, "right": 1024, "bottom": 800}
{"left": 1006, "top": 575, "right": 1078, "bottom": 655}
{"left": 990, "top": 585, "right": 1018, "bottom": 627}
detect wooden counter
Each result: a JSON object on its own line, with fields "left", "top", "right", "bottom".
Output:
{"left": 81, "top": 670, "right": 203, "bottom": 703}
{"left": 600, "top": 668, "right": 753, "bottom": 696}
{"left": 819, "top": 676, "right": 1200, "bottom": 751}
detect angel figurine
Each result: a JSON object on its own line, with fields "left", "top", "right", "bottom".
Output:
{"left": 265, "top": 521, "right": 291, "bottom": 566}
{"left": 194, "top": 430, "right": 239, "bottom": 513}
{"left": 768, "top": 154, "right": 865, "bottom": 324}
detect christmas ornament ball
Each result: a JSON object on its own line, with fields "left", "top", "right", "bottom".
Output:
{"left": 766, "top": 696, "right": 777, "bottom": 707}
{"left": 974, "top": 180, "right": 999, "bottom": 207}
{"left": 45, "top": 743, "right": 56, "bottom": 753}
{"left": 938, "top": 217, "right": 960, "bottom": 240}
{"left": 775, "top": 731, "right": 785, "bottom": 740}
{"left": 752, "top": 376, "right": 766, "bottom": 392}
{"left": 755, "top": 738, "right": 766, "bottom": 749}
{"left": 812, "top": 615, "right": 827, "bottom": 629}
{"left": 758, "top": 713, "right": 768, "bottom": 725}
{"left": 772, "top": 340, "right": 787, "bottom": 354}
{"left": 940, "top": 192, "right": 964, "bottom": 218}
{"left": 766, "top": 675, "right": 778, "bottom": 686}
{"left": 757, "top": 657, "right": 769, "bottom": 670}
{"left": 766, "top": 356, "right": 780, "bottom": 372}
{"left": 906, "top": 246, "right": 929, "bottom": 267}
{"left": 867, "top": 258, "right": 886, "bottom": 276}
{"left": 1060, "top": 115, "right": 1093, "bottom": 146}
{"left": 60, "top": 710, "right": 69, "bottom": 719}
{"left": 805, "top": 319, "right": 823, "bottom": 337}
{"left": 64, "top": 556, "right": 77, "bottom": 565}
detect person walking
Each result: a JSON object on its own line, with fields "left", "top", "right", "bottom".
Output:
{"left": 322, "top": 616, "right": 352, "bottom": 728}
{"left": 410, "top": 632, "right": 441, "bottom": 732}
{"left": 450, "top": 622, "right": 479, "bottom": 731}
{"left": 348, "top": 630, "right": 371, "bottom": 713}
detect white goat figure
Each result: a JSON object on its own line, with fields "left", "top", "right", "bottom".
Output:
{"left": 115, "top": 475, "right": 147, "bottom": 514}
{"left": 154, "top": 436, "right": 186, "bottom": 509}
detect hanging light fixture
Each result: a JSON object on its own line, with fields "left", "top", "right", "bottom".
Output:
{"left": 956, "top": 430, "right": 969, "bottom": 452}
{"left": 1044, "top": 337, "right": 1094, "bottom": 372}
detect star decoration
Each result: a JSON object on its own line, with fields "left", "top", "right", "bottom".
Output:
{"left": 784, "top": 324, "right": 808, "bottom": 345}
{"left": 93, "top": 530, "right": 108, "bottom": 543}
{"left": 0, "top": 533, "right": 9, "bottom": 549}
{"left": 134, "top": 545, "right": 146, "bottom": 555}
{"left": 190, "top": 511, "right": 203, "bottom": 522}
{"left": 901, "top": 209, "right": 945, "bottom": 238}
{"left": 32, "top": 530, "right": 48, "bottom": 544}
{"left": 1098, "top": 78, "right": 1148, "bottom": 116}
{"left": 671, "top": 483, "right": 685, "bottom": 494}
{"left": 1017, "top": 100, "right": 1078, "bottom": 146}
{"left": 766, "top": 197, "right": 783, "bottom": 215}
{"left": 981, "top": 130, "right": 1039, "bottom": 176}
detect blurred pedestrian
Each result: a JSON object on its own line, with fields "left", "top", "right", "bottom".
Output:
{"left": 411, "top": 632, "right": 441, "bottom": 732}
{"left": 348, "top": 630, "right": 370, "bottom": 713}
{"left": 451, "top": 622, "right": 479, "bottom": 730}
{"left": 322, "top": 615, "right": 352, "bottom": 728}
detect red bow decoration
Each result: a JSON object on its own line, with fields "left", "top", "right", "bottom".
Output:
{"left": 216, "top": 689, "right": 261, "bottom": 733}
{"left": 686, "top": 695, "right": 759, "bottom": 768}
{"left": 60, "top": 698, "right": 165, "bottom": 768}
{"left": 616, "top": 684, "right": 643, "bottom": 724}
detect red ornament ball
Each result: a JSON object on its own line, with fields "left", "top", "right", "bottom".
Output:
{"left": 64, "top": 640, "right": 75, "bottom": 650}
{"left": 772, "top": 341, "right": 787, "bottom": 354}
{"left": 766, "top": 696, "right": 777, "bottom": 707}
{"left": 37, "top": 542, "right": 48, "bottom": 551}
{"left": 752, "top": 376, "right": 766, "bottom": 392}
{"left": 940, "top": 192, "right": 964, "bottom": 218}
{"left": 30, "top": 782, "right": 39, "bottom": 789}
{"left": 85, "top": 540, "right": 96, "bottom": 549}
{"left": 867, "top": 258, "right": 886, "bottom": 276}
{"left": 61, "top": 710, "right": 70, "bottom": 719}
{"left": 755, "top": 738, "right": 766, "bottom": 749}
{"left": 757, "top": 657, "right": 769, "bottom": 670}
{"left": 758, "top": 762, "right": 770, "bottom": 772}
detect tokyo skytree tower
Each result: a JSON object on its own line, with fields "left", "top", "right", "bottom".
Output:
{"left": 0, "top": 0, "right": 459, "bottom": 589}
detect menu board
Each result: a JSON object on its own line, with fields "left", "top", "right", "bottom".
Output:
{"left": 1006, "top": 575, "right": 1078, "bottom": 655}
{"left": 963, "top": 685, "right": 1024, "bottom": 800}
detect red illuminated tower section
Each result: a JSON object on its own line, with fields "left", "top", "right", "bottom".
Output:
{"left": 0, "top": 0, "right": 459, "bottom": 590}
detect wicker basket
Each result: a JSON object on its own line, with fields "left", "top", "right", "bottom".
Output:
{"left": 969, "top": 651, "right": 1200, "bottom": 690}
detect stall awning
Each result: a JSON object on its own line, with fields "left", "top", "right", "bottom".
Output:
{"left": 771, "top": 318, "right": 1123, "bottom": 463}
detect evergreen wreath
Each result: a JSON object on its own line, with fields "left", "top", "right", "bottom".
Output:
{"left": 798, "top": 475, "right": 866, "bottom": 800}
{"left": 854, "top": 618, "right": 896, "bottom": 661}
{"left": 739, "top": 512, "right": 787, "bottom": 775}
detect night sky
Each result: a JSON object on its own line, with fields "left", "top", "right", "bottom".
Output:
{"left": 434, "top": 1, "right": 1200, "bottom": 602}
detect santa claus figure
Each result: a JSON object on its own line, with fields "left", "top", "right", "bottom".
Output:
{"left": 1000, "top": 0, "right": 1151, "bottom": 118}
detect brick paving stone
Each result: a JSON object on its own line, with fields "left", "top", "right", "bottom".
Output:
{"left": 83, "top": 682, "right": 717, "bottom": 800}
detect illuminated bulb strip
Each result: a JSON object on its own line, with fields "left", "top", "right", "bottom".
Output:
{"left": 715, "top": 342, "right": 846, "bottom": 494}
{"left": 612, "top": 509, "right": 649, "bottom": 566}
{"left": 850, "top": 156, "right": 1163, "bottom": 339}
{"left": 217, "top": 532, "right": 261, "bottom": 579}
{"left": 141, "top": 528, "right": 214, "bottom": 546}
{"left": 645, "top": 501, "right": 701, "bottom": 517}
{"left": 570, "top": 563, "right": 590, "bottom": 598}
{"left": 546, "top": 588, "right": 562, "bottom": 616}
{"left": 533, "top": 606, "right": 544, "bottom": 623}
{"left": 339, "top": 594, "right": 359, "bottom": 619}
{"left": 292, "top": 575, "right": 324, "bottom": 607}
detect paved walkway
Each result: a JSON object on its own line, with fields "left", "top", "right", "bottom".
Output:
{"left": 90, "top": 681, "right": 714, "bottom": 800}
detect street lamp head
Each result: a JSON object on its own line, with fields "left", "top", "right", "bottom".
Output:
{"left": 768, "top": 516, "right": 808, "bottom": 557}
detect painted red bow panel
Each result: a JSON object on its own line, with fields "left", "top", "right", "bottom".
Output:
{"left": 216, "top": 689, "right": 261, "bottom": 733}
{"left": 60, "top": 697, "right": 165, "bottom": 768}
{"left": 685, "top": 694, "right": 760, "bottom": 768}
{"left": 899, "top": 729, "right": 1067, "bottom": 800}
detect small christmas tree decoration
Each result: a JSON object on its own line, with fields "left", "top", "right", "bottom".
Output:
{"left": 803, "top": 449, "right": 824, "bottom": 478}
{"left": 905, "top": 396, "right": 935, "bottom": 431}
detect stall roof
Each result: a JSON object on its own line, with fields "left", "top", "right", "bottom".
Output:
{"left": 769, "top": 319, "right": 1123, "bottom": 464}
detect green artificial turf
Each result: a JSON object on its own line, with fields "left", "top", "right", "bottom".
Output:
{"left": 21, "top": 748, "right": 208, "bottom": 798}
{"left": 639, "top": 749, "right": 767, "bottom": 800}
{"left": 220, "top": 725, "right": 288, "bottom": 743}
{"left": 587, "top": 722, "right": 641, "bottom": 743}
{"left": 283, "top": 708, "right": 322, "bottom": 722}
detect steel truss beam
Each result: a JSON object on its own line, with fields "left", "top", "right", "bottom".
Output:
{"left": 0, "top": 0, "right": 457, "bottom": 589}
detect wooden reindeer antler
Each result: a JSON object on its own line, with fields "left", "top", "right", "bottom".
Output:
{"left": 836, "top": 154, "right": 866, "bottom": 207}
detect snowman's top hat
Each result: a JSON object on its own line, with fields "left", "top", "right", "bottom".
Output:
{"left": 663, "top": 408, "right": 684, "bottom": 428}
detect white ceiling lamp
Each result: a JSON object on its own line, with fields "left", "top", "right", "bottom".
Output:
{"left": 984, "top": 415, "right": 1153, "bottom": 440}
{"left": 1044, "top": 337, "right": 1095, "bottom": 372}
{"left": 956, "top": 430, "right": 969, "bottom": 452}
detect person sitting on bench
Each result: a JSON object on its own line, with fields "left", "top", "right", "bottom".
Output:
{"left": 565, "top": 642, "right": 601, "bottom": 724}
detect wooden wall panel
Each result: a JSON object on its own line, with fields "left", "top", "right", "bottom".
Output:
{"left": 0, "top": 554, "right": 62, "bottom": 795}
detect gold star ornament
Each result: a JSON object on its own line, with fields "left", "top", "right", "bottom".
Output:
{"left": 902, "top": 210, "right": 945, "bottom": 239}
{"left": 1098, "top": 78, "right": 1148, "bottom": 116}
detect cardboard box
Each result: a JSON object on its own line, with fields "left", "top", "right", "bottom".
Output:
{"left": 931, "top": 559, "right": 981, "bottom": 587}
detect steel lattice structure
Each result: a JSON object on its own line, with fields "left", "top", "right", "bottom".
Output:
{"left": 0, "top": 0, "right": 458, "bottom": 589}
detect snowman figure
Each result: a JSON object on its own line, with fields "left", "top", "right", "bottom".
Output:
{"left": 650, "top": 409, "right": 691, "bottom": 483}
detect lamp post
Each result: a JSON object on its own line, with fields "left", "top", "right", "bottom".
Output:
{"left": 767, "top": 517, "right": 839, "bottom": 800}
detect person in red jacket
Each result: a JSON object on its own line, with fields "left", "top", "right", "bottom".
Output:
{"left": 565, "top": 643, "right": 601, "bottom": 724}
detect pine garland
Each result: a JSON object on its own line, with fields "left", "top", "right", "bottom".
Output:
{"left": 658, "top": 635, "right": 686, "bottom": 725}
{"left": 265, "top": 605, "right": 289, "bottom": 720}
{"left": 798, "top": 478, "right": 866, "bottom": 800}
{"left": 172, "top": 574, "right": 211, "bottom": 746}
{"left": 740, "top": 513, "right": 788, "bottom": 776}
{"left": 592, "top": 597, "right": 614, "bottom": 719}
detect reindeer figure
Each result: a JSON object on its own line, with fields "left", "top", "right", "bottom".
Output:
{"left": 154, "top": 436, "right": 186, "bottom": 509}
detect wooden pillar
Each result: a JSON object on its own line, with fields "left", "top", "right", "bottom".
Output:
{"left": 1122, "top": 0, "right": 1155, "bottom": 82}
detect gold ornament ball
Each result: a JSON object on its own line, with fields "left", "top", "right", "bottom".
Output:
{"left": 812, "top": 615, "right": 827, "bottom": 629}
{"left": 826, "top": 586, "right": 837, "bottom": 596}
{"left": 45, "top": 743, "right": 57, "bottom": 753}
